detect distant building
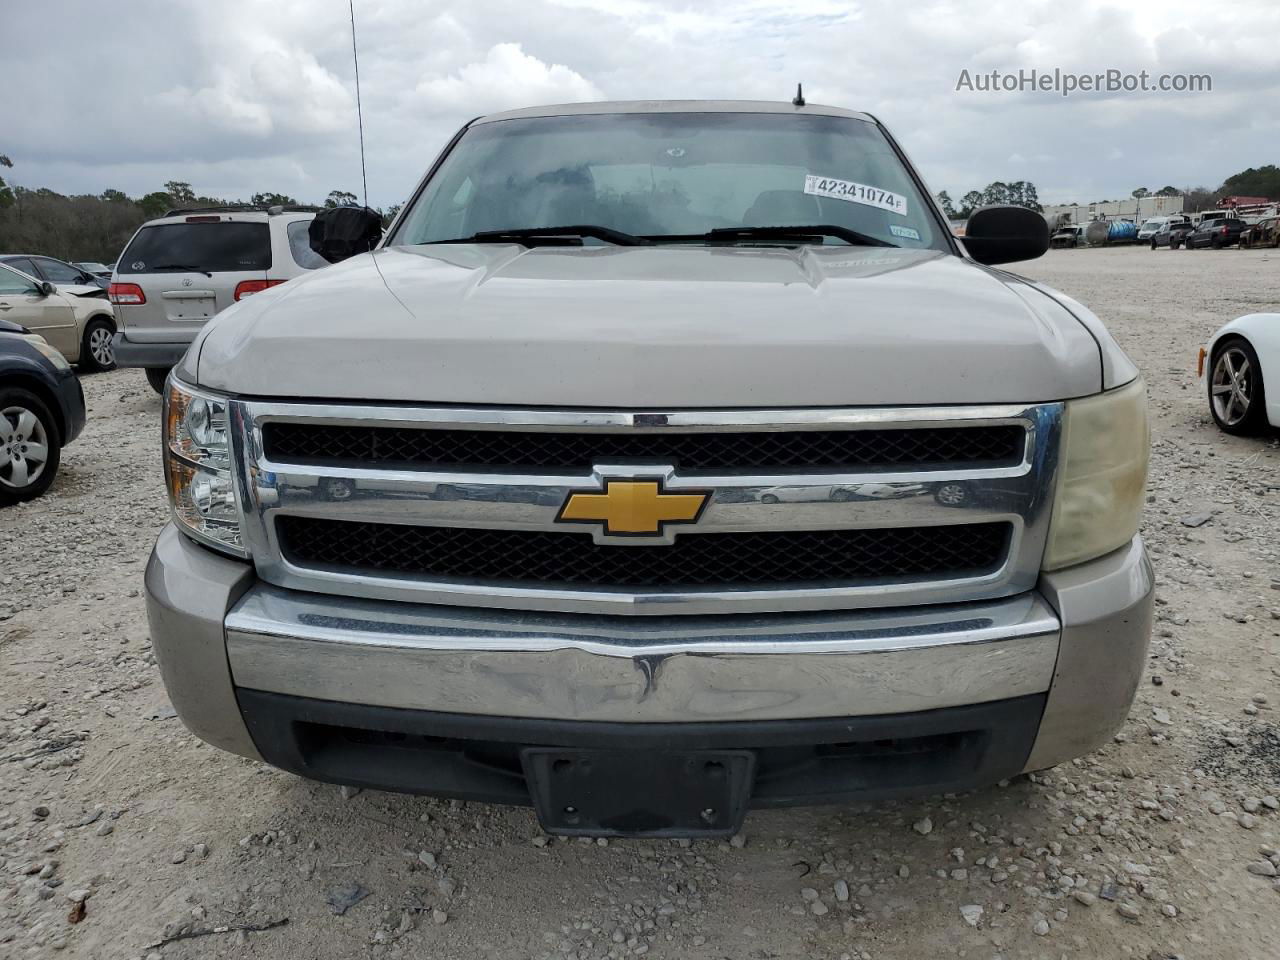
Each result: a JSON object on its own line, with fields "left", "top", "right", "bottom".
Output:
{"left": 1041, "top": 195, "right": 1184, "bottom": 228}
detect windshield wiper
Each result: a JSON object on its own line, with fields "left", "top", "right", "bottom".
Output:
{"left": 429, "top": 225, "right": 652, "bottom": 247}
{"left": 650, "top": 225, "right": 896, "bottom": 248}
{"left": 151, "top": 264, "right": 214, "bottom": 277}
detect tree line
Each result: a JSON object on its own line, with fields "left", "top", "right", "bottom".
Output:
{"left": 934, "top": 181, "right": 1042, "bottom": 220}
{"left": 937, "top": 166, "right": 1280, "bottom": 222}
{"left": 0, "top": 163, "right": 399, "bottom": 264}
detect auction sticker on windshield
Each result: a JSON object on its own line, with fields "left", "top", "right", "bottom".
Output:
{"left": 803, "top": 175, "right": 908, "bottom": 216}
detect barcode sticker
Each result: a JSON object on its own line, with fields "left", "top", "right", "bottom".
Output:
{"left": 803, "top": 175, "right": 908, "bottom": 216}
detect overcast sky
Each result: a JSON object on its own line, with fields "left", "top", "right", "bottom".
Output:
{"left": 3, "top": 0, "right": 1277, "bottom": 209}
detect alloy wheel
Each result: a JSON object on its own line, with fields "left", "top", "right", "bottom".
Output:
{"left": 89, "top": 326, "right": 114, "bottom": 366}
{"left": 0, "top": 406, "right": 51, "bottom": 490}
{"left": 1210, "top": 347, "right": 1253, "bottom": 427}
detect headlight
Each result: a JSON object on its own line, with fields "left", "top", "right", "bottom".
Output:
{"left": 164, "top": 377, "right": 246, "bottom": 556}
{"left": 1043, "top": 377, "right": 1149, "bottom": 570}
{"left": 21, "top": 334, "right": 72, "bottom": 371}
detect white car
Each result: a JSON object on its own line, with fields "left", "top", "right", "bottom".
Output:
{"left": 1200, "top": 314, "right": 1278, "bottom": 434}
{"left": 0, "top": 261, "right": 117, "bottom": 370}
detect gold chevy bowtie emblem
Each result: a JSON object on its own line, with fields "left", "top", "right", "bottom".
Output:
{"left": 558, "top": 479, "right": 710, "bottom": 536}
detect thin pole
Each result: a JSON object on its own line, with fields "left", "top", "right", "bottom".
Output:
{"left": 349, "top": 0, "right": 369, "bottom": 208}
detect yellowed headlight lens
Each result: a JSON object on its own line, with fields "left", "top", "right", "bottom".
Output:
{"left": 163, "top": 379, "right": 244, "bottom": 556}
{"left": 1043, "top": 377, "right": 1149, "bottom": 571}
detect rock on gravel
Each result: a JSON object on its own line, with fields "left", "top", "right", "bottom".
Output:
{"left": 1117, "top": 902, "right": 1142, "bottom": 920}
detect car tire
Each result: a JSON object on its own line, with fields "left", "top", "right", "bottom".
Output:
{"left": 1150, "top": 239, "right": 1157, "bottom": 250}
{"left": 79, "top": 317, "right": 117, "bottom": 372}
{"left": 760, "top": 493, "right": 780, "bottom": 505}
{"left": 145, "top": 368, "right": 170, "bottom": 394}
{"left": 1211, "top": 237, "right": 1222, "bottom": 249}
{"left": 1207, "top": 336, "right": 1268, "bottom": 436}
{"left": 0, "top": 388, "right": 62, "bottom": 506}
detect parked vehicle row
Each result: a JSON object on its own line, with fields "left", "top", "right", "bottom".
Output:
{"left": 1056, "top": 211, "right": 1279, "bottom": 252}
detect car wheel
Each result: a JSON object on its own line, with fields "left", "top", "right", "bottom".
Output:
{"left": 0, "top": 388, "right": 61, "bottom": 506}
{"left": 934, "top": 482, "right": 970, "bottom": 507}
{"left": 1208, "top": 336, "right": 1268, "bottom": 436}
{"left": 79, "top": 318, "right": 117, "bottom": 372}
{"left": 760, "top": 493, "right": 780, "bottom": 505}
{"left": 1150, "top": 239, "right": 1157, "bottom": 250}
{"left": 145, "top": 367, "right": 170, "bottom": 394}
{"left": 1211, "top": 237, "right": 1222, "bottom": 249}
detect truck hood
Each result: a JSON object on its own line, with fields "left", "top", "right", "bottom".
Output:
{"left": 192, "top": 244, "right": 1102, "bottom": 406}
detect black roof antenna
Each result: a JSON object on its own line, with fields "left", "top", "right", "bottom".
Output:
{"left": 348, "top": 0, "right": 369, "bottom": 208}
{"left": 792, "top": 83, "right": 805, "bottom": 107}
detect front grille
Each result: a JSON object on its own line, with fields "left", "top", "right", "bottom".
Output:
{"left": 263, "top": 422, "right": 1026, "bottom": 473}
{"left": 277, "top": 517, "right": 1011, "bottom": 590}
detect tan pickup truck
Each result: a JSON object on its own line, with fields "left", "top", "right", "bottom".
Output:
{"left": 146, "top": 99, "right": 1152, "bottom": 838}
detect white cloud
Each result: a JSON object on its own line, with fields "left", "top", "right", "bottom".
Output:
{"left": 2, "top": 0, "right": 1278, "bottom": 207}
{"left": 414, "top": 43, "right": 603, "bottom": 115}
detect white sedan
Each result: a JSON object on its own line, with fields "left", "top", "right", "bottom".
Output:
{"left": 1199, "top": 314, "right": 1278, "bottom": 435}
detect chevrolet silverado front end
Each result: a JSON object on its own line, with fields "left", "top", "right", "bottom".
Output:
{"left": 145, "top": 100, "right": 1152, "bottom": 838}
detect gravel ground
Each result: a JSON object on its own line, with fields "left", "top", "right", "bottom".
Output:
{"left": 2, "top": 244, "right": 1279, "bottom": 959}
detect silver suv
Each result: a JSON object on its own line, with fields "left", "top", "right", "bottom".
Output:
{"left": 110, "top": 206, "right": 325, "bottom": 391}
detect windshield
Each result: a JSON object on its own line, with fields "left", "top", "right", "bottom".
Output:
{"left": 392, "top": 112, "right": 945, "bottom": 250}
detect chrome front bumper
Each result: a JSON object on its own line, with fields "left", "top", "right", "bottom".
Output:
{"left": 145, "top": 525, "right": 1153, "bottom": 774}
{"left": 224, "top": 586, "right": 1060, "bottom": 724}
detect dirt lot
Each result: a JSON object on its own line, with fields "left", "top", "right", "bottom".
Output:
{"left": 2, "top": 245, "right": 1279, "bottom": 959}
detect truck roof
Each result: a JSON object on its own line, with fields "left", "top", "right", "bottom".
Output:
{"left": 474, "top": 100, "right": 875, "bottom": 125}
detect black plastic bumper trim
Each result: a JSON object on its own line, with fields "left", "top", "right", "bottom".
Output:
{"left": 237, "top": 689, "right": 1046, "bottom": 819}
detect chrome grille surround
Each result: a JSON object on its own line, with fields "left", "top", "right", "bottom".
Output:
{"left": 229, "top": 402, "right": 1062, "bottom": 616}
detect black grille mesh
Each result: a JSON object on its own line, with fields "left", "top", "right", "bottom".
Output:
{"left": 263, "top": 423, "right": 1025, "bottom": 473}
{"left": 277, "top": 517, "right": 1011, "bottom": 589}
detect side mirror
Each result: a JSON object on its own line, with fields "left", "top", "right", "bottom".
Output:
{"left": 963, "top": 205, "right": 1050, "bottom": 265}
{"left": 37, "top": 280, "right": 56, "bottom": 297}
{"left": 308, "top": 206, "right": 384, "bottom": 264}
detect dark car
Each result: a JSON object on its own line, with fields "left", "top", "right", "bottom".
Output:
{"left": 1185, "top": 218, "right": 1248, "bottom": 249}
{"left": 1239, "top": 217, "right": 1280, "bottom": 249}
{"left": 0, "top": 254, "right": 109, "bottom": 290}
{"left": 73, "top": 261, "right": 114, "bottom": 280}
{"left": 1150, "top": 221, "right": 1195, "bottom": 249}
{"left": 0, "top": 316, "right": 87, "bottom": 505}
{"left": 1050, "top": 225, "right": 1085, "bottom": 249}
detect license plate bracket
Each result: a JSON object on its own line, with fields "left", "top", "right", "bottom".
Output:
{"left": 522, "top": 748, "right": 754, "bottom": 838}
